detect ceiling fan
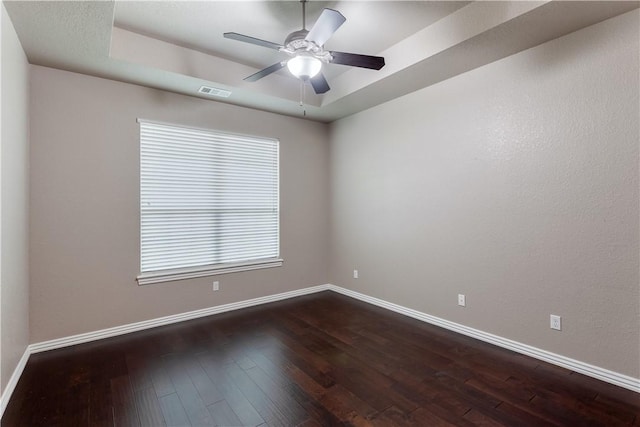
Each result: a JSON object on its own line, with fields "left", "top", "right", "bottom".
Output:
{"left": 223, "top": 0, "right": 385, "bottom": 94}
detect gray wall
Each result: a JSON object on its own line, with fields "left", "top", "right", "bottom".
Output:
{"left": 328, "top": 10, "right": 640, "bottom": 378}
{"left": 1, "top": 4, "right": 30, "bottom": 393}
{"left": 29, "top": 66, "right": 329, "bottom": 343}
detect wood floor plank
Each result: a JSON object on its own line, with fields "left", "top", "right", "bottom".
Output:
{"left": 207, "top": 399, "right": 243, "bottom": 427}
{"left": 321, "top": 383, "right": 380, "bottom": 422}
{"left": 89, "top": 379, "right": 115, "bottom": 427}
{"left": 571, "top": 398, "right": 634, "bottom": 427}
{"left": 162, "top": 353, "right": 215, "bottom": 426}
{"left": 224, "top": 361, "right": 307, "bottom": 426}
{"left": 149, "top": 360, "right": 176, "bottom": 398}
{"left": 244, "top": 364, "right": 317, "bottom": 424}
{"left": 262, "top": 333, "right": 336, "bottom": 389}
{"left": 463, "top": 408, "right": 509, "bottom": 426}
{"left": 527, "top": 394, "right": 610, "bottom": 427}
{"left": 111, "top": 375, "right": 141, "bottom": 427}
{"left": 182, "top": 355, "right": 225, "bottom": 406}
{"left": 134, "top": 387, "right": 167, "bottom": 427}
{"left": 5, "top": 291, "right": 639, "bottom": 427}
{"left": 197, "top": 351, "right": 266, "bottom": 426}
{"left": 126, "top": 354, "right": 154, "bottom": 391}
{"left": 494, "top": 400, "right": 561, "bottom": 426}
{"left": 594, "top": 393, "right": 640, "bottom": 422}
{"left": 158, "top": 393, "right": 191, "bottom": 427}
{"left": 242, "top": 350, "right": 344, "bottom": 425}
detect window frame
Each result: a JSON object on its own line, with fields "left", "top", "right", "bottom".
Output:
{"left": 136, "top": 119, "right": 282, "bottom": 285}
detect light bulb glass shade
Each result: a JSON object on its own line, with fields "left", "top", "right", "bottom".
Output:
{"left": 287, "top": 55, "right": 322, "bottom": 80}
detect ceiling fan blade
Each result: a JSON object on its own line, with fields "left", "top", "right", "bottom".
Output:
{"left": 330, "top": 51, "right": 385, "bottom": 70}
{"left": 310, "top": 72, "right": 330, "bottom": 94}
{"left": 244, "top": 62, "right": 286, "bottom": 82}
{"left": 305, "top": 8, "right": 346, "bottom": 46}
{"left": 224, "top": 32, "right": 283, "bottom": 50}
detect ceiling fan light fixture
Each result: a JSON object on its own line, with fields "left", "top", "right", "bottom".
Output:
{"left": 287, "top": 55, "right": 322, "bottom": 80}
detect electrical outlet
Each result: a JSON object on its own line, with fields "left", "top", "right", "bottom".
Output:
{"left": 353, "top": 270, "right": 359, "bottom": 279}
{"left": 458, "top": 294, "right": 466, "bottom": 307}
{"left": 550, "top": 314, "right": 561, "bottom": 330}
{"left": 213, "top": 281, "right": 219, "bottom": 291}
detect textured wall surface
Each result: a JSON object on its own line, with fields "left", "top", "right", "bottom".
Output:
{"left": 1, "top": 4, "right": 30, "bottom": 393}
{"left": 29, "top": 66, "right": 329, "bottom": 343}
{"left": 329, "top": 11, "right": 639, "bottom": 377}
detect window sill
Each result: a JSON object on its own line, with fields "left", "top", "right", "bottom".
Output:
{"left": 137, "top": 258, "right": 283, "bottom": 285}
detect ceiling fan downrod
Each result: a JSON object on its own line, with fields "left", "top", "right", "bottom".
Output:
{"left": 301, "top": 0, "right": 306, "bottom": 30}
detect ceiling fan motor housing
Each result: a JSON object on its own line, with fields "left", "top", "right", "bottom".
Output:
{"left": 283, "top": 30, "right": 332, "bottom": 63}
{"left": 284, "top": 29, "right": 309, "bottom": 47}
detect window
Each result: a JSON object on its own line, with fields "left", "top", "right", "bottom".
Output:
{"left": 137, "top": 119, "right": 281, "bottom": 285}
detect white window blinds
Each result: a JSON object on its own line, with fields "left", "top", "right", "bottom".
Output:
{"left": 138, "top": 120, "right": 280, "bottom": 283}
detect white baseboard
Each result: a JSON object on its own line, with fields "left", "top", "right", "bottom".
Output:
{"left": 2, "top": 281, "right": 637, "bottom": 422}
{"left": 29, "top": 284, "right": 330, "bottom": 353}
{"left": 0, "top": 347, "right": 30, "bottom": 419}
{"left": 327, "top": 284, "right": 640, "bottom": 393}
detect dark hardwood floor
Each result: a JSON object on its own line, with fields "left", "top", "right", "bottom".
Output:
{"left": 3, "top": 291, "right": 639, "bottom": 426}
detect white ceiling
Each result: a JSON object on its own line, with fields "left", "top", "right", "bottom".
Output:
{"left": 4, "top": 1, "right": 639, "bottom": 122}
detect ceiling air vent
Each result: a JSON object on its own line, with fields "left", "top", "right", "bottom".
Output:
{"left": 198, "top": 86, "right": 232, "bottom": 98}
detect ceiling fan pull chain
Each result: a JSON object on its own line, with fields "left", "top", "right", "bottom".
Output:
{"left": 299, "top": 81, "right": 303, "bottom": 107}
{"left": 299, "top": 81, "right": 307, "bottom": 116}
